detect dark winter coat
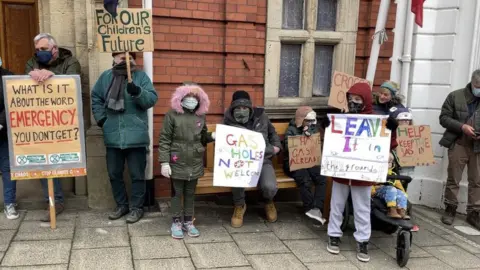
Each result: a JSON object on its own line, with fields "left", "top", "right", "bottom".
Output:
{"left": 158, "top": 85, "right": 214, "bottom": 180}
{"left": 25, "top": 48, "right": 81, "bottom": 75}
{"left": 439, "top": 83, "right": 480, "bottom": 153}
{"left": 282, "top": 119, "right": 320, "bottom": 174}
{"left": 0, "top": 67, "right": 14, "bottom": 141}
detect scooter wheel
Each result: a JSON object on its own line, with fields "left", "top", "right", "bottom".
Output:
{"left": 396, "top": 230, "right": 411, "bottom": 267}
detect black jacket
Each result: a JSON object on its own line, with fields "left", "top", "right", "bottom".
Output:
{"left": 0, "top": 67, "right": 14, "bottom": 141}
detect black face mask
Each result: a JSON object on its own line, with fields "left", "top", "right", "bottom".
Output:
{"left": 348, "top": 101, "right": 364, "bottom": 113}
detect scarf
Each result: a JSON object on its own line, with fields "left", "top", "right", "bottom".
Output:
{"left": 105, "top": 62, "right": 135, "bottom": 112}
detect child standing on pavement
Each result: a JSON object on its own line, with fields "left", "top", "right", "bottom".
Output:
{"left": 324, "top": 83, "right": 398, "bottom": 262}
{"left": 158, "top": 83, "right": 215, "bottom": 239}
{"left": 283, "top": 106, "right": 326, "bottom": 224}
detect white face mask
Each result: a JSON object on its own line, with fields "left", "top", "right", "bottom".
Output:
{"left": 473, "top": 87, "right": 480, "bottom": 97}
{"left": 0, "top": 57, "right": 2, "bottom": 67}
{"left": 182, "top": 96, "right": 199, "bottom": 110}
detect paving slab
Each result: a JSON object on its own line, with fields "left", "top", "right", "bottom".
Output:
{"left": 127, "top": 217, "right": 171, "bottom": 237}
{"left": 0, "top": 265, "right": 68, "bottom": 270}
{"left": 369, "top": 236, "right": 431, "bottom": 258}
{"left": 405, "top": 257, "right": 454, "bottom": 270}
{"left": 439, "top": 233, "right": 480, "bottom": 254}
{"left": 284, "top": 239, "right": 348, "bottom": 263}
{"left": 198, "top": 267, "right": 253, "bottom": 270}
{"left": 14, "top": 221, "right": 74, "bottom": 241}
{"left": 411, "top": 229, "right": 450, "bottom": 247}
{"left": 247, "top": 254, "right": 307, "bottom": 270}
{"left": 73, "top": 227, "right": 129, "bottom": 249}
{"left": 75, "top": 211, "right": 126, "bottom": 228}
{"left": 232, "top": 232, "right": 289, "bottom": 255}
{"left": 1, "top": 240, "right": 71, "bottom": 267}
{"left": 0, "top": 212, "right": 24, "bottom": 230}
{"left": 223, "top": 220, "right": 272, "bottom": 234}
{"left": 184, "top": 224, "right": 233, "bottom": 244}
{"left": 134, "top": 258, "right": 195, "bottom": 270}
{"left": 69, "top": 247, "right": 133, "bottom": 270}
{"left": 0, "top": 230, "right": 15, "bottom": 251}
{"left": 268, "top": 221, "right": 320, "bottom": 240}
{"left": 23, "top": 210, "right": 77, "bottom": 221}
{"left": 131, "top": 236, "right": 189, "bottom": 259}
{"left": 343, "top": 249, "right": 402, "bottom": 270}
{"left": 187, "top": 242, "right": 249, "bottom": 268}
{"left": 305, "top": 261, "right": 359, "bottom": 270}
{"left": 423, "top": 245, "right": 480, "bottom": 269}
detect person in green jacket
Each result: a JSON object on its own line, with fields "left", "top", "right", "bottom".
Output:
{"left": 91, "top": 52, "right": 158, "bottom": 224}
{"left": 158, "top": 83, "right": 214, "bottom": 239}
{"left": 25, "top": 33, "right": 82, "bottom": 222}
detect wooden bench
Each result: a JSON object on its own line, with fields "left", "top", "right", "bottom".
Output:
{"left": 196, "top": 122, "right": 296, "bottom": 194}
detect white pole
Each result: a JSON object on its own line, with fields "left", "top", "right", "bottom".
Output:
{"left": 366, "top": 0, "right": 391, "bottom": 83}
{"left": 143, "top": 0, "right": 154, "bottom": 180}
{"left": 390, "top": 0, "right": 408, "bottom": 83}
{"left": 400, "top": 0, "right": 415, "bottom": 107}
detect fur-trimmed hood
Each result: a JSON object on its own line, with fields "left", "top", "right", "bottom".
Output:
{"left": 171, "top": 85, "right": 210, "bottom": 116}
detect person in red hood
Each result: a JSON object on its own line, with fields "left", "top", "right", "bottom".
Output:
{"left": 323, "top": 83, "right": 398, "bottom": 263}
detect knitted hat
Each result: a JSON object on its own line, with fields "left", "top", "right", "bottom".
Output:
{"left": 380, "top": 81, "right": 400, "bottom": 96}
{"left": 232, "top": 90, "right": 251, "bottom": 102}
{"left": 390, "top": 107, "right": 412, "bottom": 120}
{"left": 295, "top": 106, "right": 315, "bottom": 127}
{"left": 112, "top": 52, "right": 137, "bottom": 59}
{"left": 104, "top": 0, "right": 119, "bottom": 17}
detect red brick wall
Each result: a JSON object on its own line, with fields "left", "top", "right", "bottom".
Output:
{"left": 129, "top": 0, "right": 266, "bottom": 197}
{"left": 355, "top": 0, "right": 396, "bottom": 90}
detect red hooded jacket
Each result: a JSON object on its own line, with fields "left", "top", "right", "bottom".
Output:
{"left": 333, "top": 82, "right": 375, "bottom": 187}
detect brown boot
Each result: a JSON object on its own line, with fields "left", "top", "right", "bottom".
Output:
{"left": 41, "top": 203, "right": 65, "bottom": 222}
{"left": 265, "top": 201, "right": 277, "bottom": 222}
{"left": 231, "top": 204, "right": 247, "bottom": 228}
{"left": 397, "top": 208, "right": 410, "bottom": 220}
{"left": 441, "top": 205, "right": 457, "bottom": 225}
{"left": 466, "top": 211, "right": 480, "bottom": 230}
{"left": 387, "top": 207, "right": 401, "bottom": 219}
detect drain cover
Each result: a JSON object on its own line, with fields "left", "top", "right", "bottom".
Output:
{"left": 454, "top": 225, "right": 480, "bottom": 235}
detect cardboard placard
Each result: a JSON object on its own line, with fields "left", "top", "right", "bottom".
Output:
{"left": 2, "top": 75, "right": 87, "bottom": 180}
{"left": 396, "top": 125, "right": 435, "bottom": 167}
{"left": 213, "top": 124, "right": 266, "bottom": 188}
{"left": 328, "top": 71, "right": 372, "bottom": 111}
{"left": 321, "top": 114, "right": 390, "bottom": 183}
{"left": 287, "top": 133, "right": 322, "bottom": 171}
{"left": 95, "top": 8, "right": 154, "bottom": 53}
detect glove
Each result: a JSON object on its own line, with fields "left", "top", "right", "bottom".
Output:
{"left": 273, "top": 146, "right": 280, "bottom": 154}
{"left": 161, "top": 163, "right": 171, "bottom": 178}
{"left": 127, "top": 82, "right": 141, "bottom": 96}
{"left": 322, "top": 117, "right": 331, "bottom": 128}
{"left": 97, "top": 118, "right": 106, "bottom": 128}
{"left": 386, "top": 116, "right": 399, "bottom": 131}
{"left": 211, "top": 132, "right": 216, "bottom": 140}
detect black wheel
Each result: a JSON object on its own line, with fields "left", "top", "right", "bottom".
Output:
{"left": 340, "top": 197, "right": 351, "bottom": 232}
{"left": 396, "top": 230, "right": 411, "bottom": 267}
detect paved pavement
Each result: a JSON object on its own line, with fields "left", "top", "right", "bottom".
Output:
{"left": 0, "top": 202, "right": 479, "bottom": 269}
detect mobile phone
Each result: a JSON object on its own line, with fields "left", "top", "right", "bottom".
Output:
{"left": 475, "top": 131, "right": 480, "bottom": 136}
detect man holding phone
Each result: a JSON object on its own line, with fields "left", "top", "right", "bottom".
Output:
{"left": 439, "top": 69, "right": 480, "bottom": 230}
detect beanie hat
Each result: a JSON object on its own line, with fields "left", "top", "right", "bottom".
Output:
{"left": 112, "top": 52, "right": 137, "bottom": 59}
{"left": 232, "top": 90, "right": 251, "bottom": 103}
{"left": 104, "top": 0, "right": 119, "bottom": 17}
{"left": 295, "top": 106, "right": 315, "bottom": 127}
{"left": 390, "top": 106, "right": 412, "bottom": 120}
{"left": 380, "top": 81, "right": 400, "bottom": 96}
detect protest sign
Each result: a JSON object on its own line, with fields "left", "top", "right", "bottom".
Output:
{"left": 396, "top": 125, "right": 435, "bottom": 167}
{"left": 328, "top": 71, "right": 372, "bottom": 111}
{"left": 213, "top": 124, "right": 266, "bottom": 188}
{"left": 288, "top": 133, "right": 322, "bottom": 171}
{"left": 321, "top": 114, "right": 391, "bottom": 182}
{"left": 95, "top": 8, "right": 153, "bottom": 52}
{"left": 2, "top": 75, "right": 87, "bottom": 180}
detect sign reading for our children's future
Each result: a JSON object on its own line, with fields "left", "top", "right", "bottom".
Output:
{"left": 321, "top": 114, "right": 391, "bottom": 183}
{"left": 213, "top": 124, "right": 266, "bottom": 188}
{"left": 2, "top": 75, "right": 87, "bottom": 180}
{"left": 287, "top": 133, "right": 322, "bottom": 171}
{"left": 95, "top": 8, "right": 153, "bottom": 52}
{"left": 396, "top": 125, "right": 435, "bottom": 167}
{"left": 328, "top": 71, "right": 372, "bottom": 111}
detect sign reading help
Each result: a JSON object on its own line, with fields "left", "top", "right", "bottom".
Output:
{"left": 288, "top": 133, "right": 322, "bottom": 171}
{"left": 321, "top": 114, "right": 391, "bottom": 183}
{"left": 95, "top": 8, "right": 154, "bottom": 52}
{"left": 2, "top": 75, "right": 87, "bottom": 180}
{"left": 213, "top": 124, "right": 266, "bottom": 188}
{"left": 396, "top": 125, "right": 435, "bottom": 167}
{"left": 328, "top": 71, "right": 372, "bottom": 111}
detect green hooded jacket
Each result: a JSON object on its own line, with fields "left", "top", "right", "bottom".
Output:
{"left": 25, "top": 48, "right": 81, "bottom": 75}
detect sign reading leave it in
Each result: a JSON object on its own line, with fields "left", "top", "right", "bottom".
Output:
{"left": 396, "top": 125, "right": 435, "bottom": 167}
{"left": 213, "top": 124, "right": 266, "bottom": 188}
{"left": 321, "top": 114, "right": 390, "bottom": 183}
{"left": 288, "top": 133, "right": 322, "bottom": 171}
{"left": 328, "top": 71, "right": 372, "bottom": 111}
{"left": 95, "top": 8, "right": 153, "bottom": 52}
{"left": 2, "top": 75, "right": 87, "bottom": 180}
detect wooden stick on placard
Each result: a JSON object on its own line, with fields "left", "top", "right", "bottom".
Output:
{"left": 48, "top": 178, "right": 56, "bottom": 229}
{"left": 126, "top": 52, "right": 132, "bottom": 83}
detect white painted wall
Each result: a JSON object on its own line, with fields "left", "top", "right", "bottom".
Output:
{"left": 404, "top": 0, "right": 480, "bottom": 213}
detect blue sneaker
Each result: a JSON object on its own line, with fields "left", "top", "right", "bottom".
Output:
{"left": 171, "top": 220, "right": 184, "bottom": 239}
{"left": 183, "top": 221, "right": 200, "bottom": 237}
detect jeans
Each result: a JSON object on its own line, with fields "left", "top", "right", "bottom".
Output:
{"left": 0, "top": 140, "right": 16, "bottom": 204}
{"left": 290, "top": 166, "right": 326, "bottom": 212}
{"left": 374, "top": 186, "right": 407, "bottom": 209}
{"left": 171, "top": 179, "right": 198, "bottom": 217}
{"left": 40, "top": 178, "right": 64, "bottom": 204}
{"left": 232, "top": 163, "right": 278, "bottom": 206}
{"left": 106, "top": 147, "right": 147, "bottom": 210}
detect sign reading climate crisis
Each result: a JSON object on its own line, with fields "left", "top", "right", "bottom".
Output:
{"left": 95, "top": 8, "right": 153, "bottom": 52}
{"left": 2, "top": 75, "right": 87, "bottom": 180}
